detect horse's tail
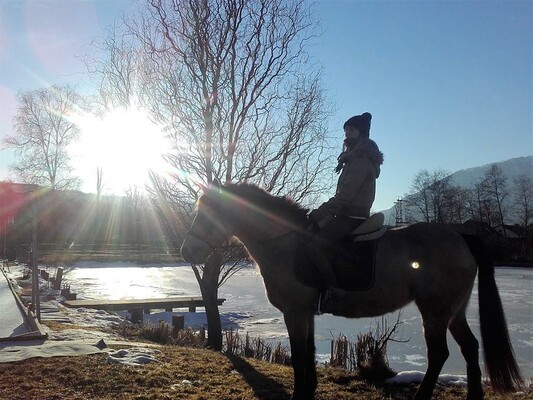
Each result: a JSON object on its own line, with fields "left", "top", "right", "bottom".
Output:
{"left": 462, "top": 234, "right": 523, "bottom": 392}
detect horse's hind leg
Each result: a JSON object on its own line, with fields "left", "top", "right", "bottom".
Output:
{"left": 449, "top": 312, "right": 484, "bottom": 400}
{"left": 414, "top": 315, "right": 450, "bottom": 400}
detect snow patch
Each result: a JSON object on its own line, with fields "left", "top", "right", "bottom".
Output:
{"left": 385, "top": 371, "right": 467, "bottom": 387}
{"left": 107, "top": 347, "right": 161, "bottom": 366}
{"left": 170, "top": 379, "right": 201, "bottom": 390}
{"left": 404, "top": 353, "right": 426, "bottom": 366}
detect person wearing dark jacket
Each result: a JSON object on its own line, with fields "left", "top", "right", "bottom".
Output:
{"left": 307, "top": 112, "right": 384, "bottom": 308}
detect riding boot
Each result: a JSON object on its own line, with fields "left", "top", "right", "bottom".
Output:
{"left": 307, "top": 245, "right": 344, "bottom": 313}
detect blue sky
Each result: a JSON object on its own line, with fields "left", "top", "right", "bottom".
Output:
{"left": 0, "top": 0, "right": 531, "bottom": 211}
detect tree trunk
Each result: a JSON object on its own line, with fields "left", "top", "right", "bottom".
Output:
{"left": 192, "top": 251, "right": 223, "bottom": 351}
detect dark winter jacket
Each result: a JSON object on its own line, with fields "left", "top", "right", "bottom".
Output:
{"left": 310, "top": 138, "right": 384, "bottom": 224}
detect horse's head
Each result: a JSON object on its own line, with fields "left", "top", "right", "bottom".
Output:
{"left": 181, "top": 180, "right": 229, "bottom": 264}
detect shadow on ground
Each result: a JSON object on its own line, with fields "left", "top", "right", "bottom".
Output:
{"left": 226, "top": 353, "right": 291, "bottom": 399}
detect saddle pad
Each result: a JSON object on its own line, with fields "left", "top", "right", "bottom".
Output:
{"left": 353, "top": 225, "right": 388, "bottom": 242}
{"left": 295, "top": 238, "right": 378, "bottom": 292}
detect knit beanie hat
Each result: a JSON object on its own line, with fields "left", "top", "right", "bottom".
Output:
{"left": 343, "top": 112, "right": 372, "bottom": 137}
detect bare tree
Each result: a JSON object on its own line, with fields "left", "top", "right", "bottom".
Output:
{"left": 513, "top": 174, "right": 533, "bottom": 232}
{"left": 3, "top": 85, "right": 82, "bottom": 190}
{"left": 404, "top": 169, "right": 478, "bottom": 224}
{"left": 428, "top": 172, "right": 455, "bottom": 223}
{"left": 406, "top": 170, "right": 432, "bottom": 222}
{"left": 96, "top": 167, "right": 104, "bottom": 200}
{"left": 468, "top": 177, "right": 498, "bottom": 224}
{"left": 87, "top": 0, "right": 332, "bottom": 350}
{"left": 469, "top": 178, "right": 486, "bottom": 222}
{"left": 405, "top": 169, "right": 459, "bottom": 223}
{"left": 448, "top": 186, "right": 471, "bottom": 224}
{"left": 483, "top": 164, "right": 510, "bottom": 233}
{"left": 124, "top": 186, "right": 149, "bottom": 248}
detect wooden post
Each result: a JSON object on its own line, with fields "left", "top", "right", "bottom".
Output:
{"left": 172, "top": 315, "right": 185, "bottom": 336}
{"left": 129, "top": 308, "right": 143, "bottom": 324}
{"left": 65, "top": 292, "right": 77, "bottom": 301}
{"left": 60, "top": 285, "right": 70, "bottom": 297}
{"left": 40, "top": 269, "right": 49, "bottom": 281}
{"left": 53, "top": 268, "right": 63, "bottom": 290}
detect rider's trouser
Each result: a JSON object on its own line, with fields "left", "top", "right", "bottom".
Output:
{"left": 306, "top": 215, "right": 364, "bottom": 288}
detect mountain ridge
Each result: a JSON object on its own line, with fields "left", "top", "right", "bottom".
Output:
{"left": 449, "top": 155, "right": 532, "bottom": 188}
{"left": 379, "top": 155, "right": 533, "bottom": 224}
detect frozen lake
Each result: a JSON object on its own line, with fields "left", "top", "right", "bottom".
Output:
{"left": 62, "top": 262, "right": 533, "bottom": 379}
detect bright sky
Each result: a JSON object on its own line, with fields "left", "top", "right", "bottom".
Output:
{"left": 0, "top": 0, "right": 531, "bottom": 210}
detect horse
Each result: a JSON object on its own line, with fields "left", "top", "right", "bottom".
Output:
{"left": 181, "top": 181, "right": 523, "bottom": 400}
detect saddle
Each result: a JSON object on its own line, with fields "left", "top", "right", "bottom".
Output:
{"left": 296, "top": 213, "right": 388, "bottom": 292}
{"left": 349, "top": 212, "right": 387, "bottom": 242}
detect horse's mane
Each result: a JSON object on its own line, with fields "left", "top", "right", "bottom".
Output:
{"left": 221, "top": 183, "right": 309, "bottom": 227}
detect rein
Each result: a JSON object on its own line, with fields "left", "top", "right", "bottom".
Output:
{"left": 187, "top": 214, "right": 302, "bottom": 250}
{"left": 254, "top": 228, "right": 301, "bottom": 245}
{"left": 186, "top": 229, "right": 223, "bottom": 251}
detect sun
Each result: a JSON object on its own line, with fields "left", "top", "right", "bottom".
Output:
{"left": 71, "top": 106, "right": 169, "bottom": 195}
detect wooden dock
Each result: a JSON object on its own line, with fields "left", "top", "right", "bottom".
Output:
{"left": 63, "top": 296, "right": 226, "bottom": 322}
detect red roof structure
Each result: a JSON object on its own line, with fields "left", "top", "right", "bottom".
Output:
{"left": 0, "top": 182, "right": 36, "bottom": 232}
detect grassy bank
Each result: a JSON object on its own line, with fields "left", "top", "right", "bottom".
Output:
{"left": 0, "top": 344, "right": 530, "bottom": 400}
{"left": 2, "top": 263, "right": 530, "bottom": 399}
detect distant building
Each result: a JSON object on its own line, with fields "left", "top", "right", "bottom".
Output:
{"left": 494, "top": 225, "right": 522, "bottom": 239}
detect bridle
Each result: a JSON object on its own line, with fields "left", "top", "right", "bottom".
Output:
{"left": 186, "top": 226, "right": 226, "bottom": 251}
{"left": 185, "top": 196, "right": 230, "bottom": 252}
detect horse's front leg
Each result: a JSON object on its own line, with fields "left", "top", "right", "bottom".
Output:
{"left": 284, "top": 310, "right": 317, "bottom": 400}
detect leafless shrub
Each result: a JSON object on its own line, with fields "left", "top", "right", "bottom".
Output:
{"left": 139, "top": 321, "right": 174, "bottom": 344}
{"left": 329, "top": 334, "right": 355, "bottom": 370}
{"left": 272, "top": 341, "right": 292, "bottom": 365}
{"left": 223, "top": 329, "right": 291, "bottom": 365}
{"left": 173, "top": 326, "right": 207, "bottom": 348}
{"left": 328, "top": 313, "right": 407, "bottom": 382}
{"left": 356, "top": 314, "right": 407, "bottom": 381}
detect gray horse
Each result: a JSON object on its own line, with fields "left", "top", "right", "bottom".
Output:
{"left": 181, "top": 181, "right": 522, "bottom": 400}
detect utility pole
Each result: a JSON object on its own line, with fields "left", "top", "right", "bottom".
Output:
{"left": 395, "top": 198, "right": 404, "bottom": 226}
{"left": 31, "top": 196, "right": 41, "bottom": 322}
{"left": 2, "top": 219, "right": 6, "bottom": 260}
{"left": 2, "top": 216, "right": 14, "bottom": 260}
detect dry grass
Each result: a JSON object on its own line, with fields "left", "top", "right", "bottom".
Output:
{"left": 0, "top": 345, "right": 530, "bottom": 400}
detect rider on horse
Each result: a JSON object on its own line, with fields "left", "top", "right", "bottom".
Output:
{"left": 307, "top": 112, "right": 384, "bottom": 307}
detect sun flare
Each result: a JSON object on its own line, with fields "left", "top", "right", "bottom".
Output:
{"left": 71, "top": 107, "right": 169, "bottom": 195}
